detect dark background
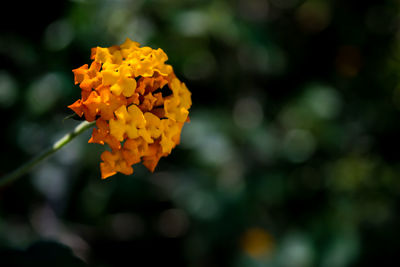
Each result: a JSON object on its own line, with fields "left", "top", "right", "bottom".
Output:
{"left": 1, "top": 0, "right": 400, "bottom": 266}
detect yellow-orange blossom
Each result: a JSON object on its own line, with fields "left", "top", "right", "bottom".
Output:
{"left": 68, "top": 38, "right": 192, "bottom": 179}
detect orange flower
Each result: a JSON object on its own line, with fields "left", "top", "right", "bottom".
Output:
{"left": 88, "top": 119, "right": 121, "bottom": 151}
{"left": 68, "top": 38, "right": 191, "bottom": 179}
{"left": 100, "top": 150, "right": 133, "bottom": 179}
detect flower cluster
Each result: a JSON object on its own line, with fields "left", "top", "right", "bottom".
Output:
{"left": 68, "top": 38, "right": 191, "bottom": 179}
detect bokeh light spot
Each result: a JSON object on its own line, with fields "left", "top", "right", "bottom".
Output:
{"left": 277, "top": 233, "right": 314, "bottom": 266}
{"left": 26, "top": 73, "right": 63, "bottom": 114}
{"left": 0, "top": 71, "right": 18, "bottom": 108}
{"left": 233, "top": 97, "right": 264, "bottom": 129}
{"left": 186, "top": 191, "right": 219, "bottom": 219}
{"left": 283, "top": 129, "right": 316, "bottom": 163}
{"left": 241, "top": 227, "right": 275, "bottom": 259}
{"left": 175, "top": 10, "right": 208, "bottom": 37}
{"left": 157, "top": 208, "right": 189, "bottom": 238}
{"left": 238, "top": 0, "right": 269, "bottom": 22}
{"left": 33, "top": 163, "right": 67, "bottom": 201}
{"left": 44, "top": 19, "right": 74, "bottom": 51}
{"left": 296, "top": 0, "right": 331, "bottom": 33}
{"left": 304, "top": 84, "right": 342, "bottom": 119}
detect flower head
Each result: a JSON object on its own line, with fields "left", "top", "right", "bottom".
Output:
{"left": 69, "top": 38, "right": 191, "bottom": 179}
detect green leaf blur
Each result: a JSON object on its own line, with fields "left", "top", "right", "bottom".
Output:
{"left": 1, "top": 0, "right": 399, "bottom": 266}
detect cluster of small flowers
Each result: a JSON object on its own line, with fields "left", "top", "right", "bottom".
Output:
{"left": 68, "top": 38, "right": 191, "bottom": 179}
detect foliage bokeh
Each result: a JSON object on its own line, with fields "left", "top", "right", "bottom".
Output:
{"left": 1, "top": 0, "right": 400, "bottom": 266}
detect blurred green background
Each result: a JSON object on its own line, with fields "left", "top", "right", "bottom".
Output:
{"left": 1, "top": 0, "right": 400, "bottom": 266}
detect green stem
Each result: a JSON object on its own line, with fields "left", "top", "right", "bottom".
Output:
{"left": 0, "top": 120, "right": 96, "bottom": 187}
